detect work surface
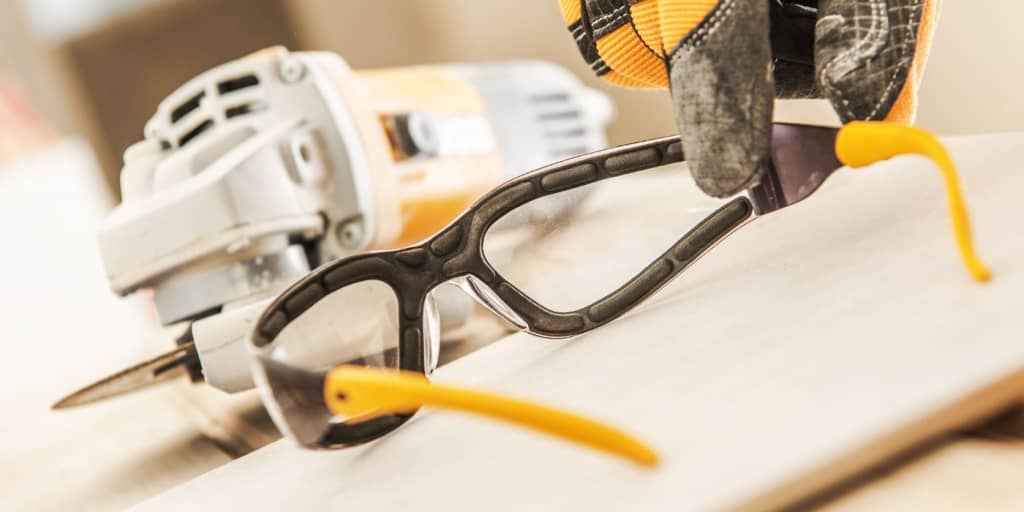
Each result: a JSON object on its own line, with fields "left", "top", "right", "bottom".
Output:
{"left": 138, "top": 132, "right": 1024, "bottom": 511}
{"left": 0, "top": 140, "right": 280, "bottom": 511}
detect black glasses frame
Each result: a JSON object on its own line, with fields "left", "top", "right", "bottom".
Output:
{"left": 250, "top": 123, "right": 841, "bottom": 448}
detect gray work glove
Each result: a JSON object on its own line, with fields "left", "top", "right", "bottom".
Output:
{"left": 558, "top": 0, "right": 939, "bottom": 197}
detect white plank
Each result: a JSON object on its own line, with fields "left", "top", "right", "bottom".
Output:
{"left": 0, "top": 141, "right": 235, "bottom": 511}
{"left": 139, "top": 132, "right": 1024, "bottom": 511}
{"left": 822, "top": 438, "right": 1024, "bottom": 511}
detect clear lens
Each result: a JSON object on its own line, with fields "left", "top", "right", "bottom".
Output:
{"left": 270, "top": 280, "right": 400, "bottom": 371}
{"left": 422, "top": 290, "right": 441, "bottom": 374}
{"left": 259, "top": 280, "right": 400, "bottom": 445}
{"left": 256, "top": 279, "right": 449, "bottom": 447}
{"left": 482, "top": 164, "right": 724, "bottom": 313}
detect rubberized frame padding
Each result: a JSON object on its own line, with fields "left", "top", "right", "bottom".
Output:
{"left": 251, "top": 125, "right": 840, "bottom": 447}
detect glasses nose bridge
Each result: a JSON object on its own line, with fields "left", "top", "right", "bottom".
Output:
{"left": 447, "top": 275, "right": 528, "bottom": 330}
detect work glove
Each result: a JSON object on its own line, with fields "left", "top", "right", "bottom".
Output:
{"left": 559, "top": 0, "right": 939, "bottom": 197}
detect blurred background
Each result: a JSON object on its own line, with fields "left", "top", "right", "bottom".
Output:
{"left": 0, "top": 0, "right": 1021, "bottom": 195}
{"left": 1, "top": 2, "right": 1021, "bottom": 509}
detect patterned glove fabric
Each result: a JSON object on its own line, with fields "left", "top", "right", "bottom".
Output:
{"left": 559, "top": 0, "right": 939, "bottom": 198}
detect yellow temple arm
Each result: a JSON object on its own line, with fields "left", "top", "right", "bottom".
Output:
{"left": 323, "top": 365, "right": 659, "bottom": 467}
{"left": 835, "top": 121, "right": 991, "bottom": 282}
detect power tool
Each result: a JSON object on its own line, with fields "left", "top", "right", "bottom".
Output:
{"left": 55, "top": 47, "right": 612, "bottom": 407}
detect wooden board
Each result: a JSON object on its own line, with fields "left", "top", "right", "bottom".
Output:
{"left": 0, "top": 141, "right": 247, "bottom": 511}
{"left": 136, "top": 132, "right": 1024, "bottom": 511}
{"left": 822, "top": 436, "right": 1024, "bottom": 511}
{"left": 0, "top": 139, "right": 523, "bottom": 510}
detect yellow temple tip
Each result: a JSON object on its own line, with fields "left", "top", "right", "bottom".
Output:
{"left": 835, "top": 121, "right": 992, "bottom": 283}
{"left": 323, "top": 365, "right": 660, "bottom": 467}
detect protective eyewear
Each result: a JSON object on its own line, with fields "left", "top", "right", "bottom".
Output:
{"left": 248, "top": 121, "right": 988, "bottom": 456}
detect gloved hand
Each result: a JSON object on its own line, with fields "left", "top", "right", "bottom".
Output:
{"left": 558, "top": 0, "right": 939, "bottom": 198}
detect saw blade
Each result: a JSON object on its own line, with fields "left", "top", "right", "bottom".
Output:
{"left": 52, "top": 342, "right": 198, "bottom": 409}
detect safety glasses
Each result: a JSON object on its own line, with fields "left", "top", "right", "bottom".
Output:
{"left": 248, "top": 121, "right": 989, "bottom": 452}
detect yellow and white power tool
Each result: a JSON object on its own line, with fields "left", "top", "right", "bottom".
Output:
{"left": 56, "top": 47, "right": 612, "bottom": 407}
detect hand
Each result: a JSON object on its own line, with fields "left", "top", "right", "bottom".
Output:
{"left": 558, "top": 0, "right": 939, "bottom": 197}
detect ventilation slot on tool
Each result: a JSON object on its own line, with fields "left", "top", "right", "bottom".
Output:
{"left": 225, "top": 102, "right": 267, "bottom": 119}
{"left": 170, "top": 91, "right": 205, "bottom": 123}
{"left": 218, "top": 74, "right": 260, "bottom": 95}
{"left": 531, "top": 92, "right": 579, "bottom": 121}
{"left": 178, "top": 119, "right": 214, "bottom": 147}
{"left": 549, "top": 146, "right": 588, "bottom": 158}
{"left": 545, "top": 127, "right": 586, "bottom": 138}
{"left": 530, "top": 92, "right": 590, "bottom": 159}
{"left": 537, "top": 110, "right": 581, "bottom": 121}
{"left": 530, "top": 92, "right": 570, "bottom": 103}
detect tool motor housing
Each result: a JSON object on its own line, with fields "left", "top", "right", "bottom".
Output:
{"left": 96, "top": 48, "right": 612, "bottom": 391}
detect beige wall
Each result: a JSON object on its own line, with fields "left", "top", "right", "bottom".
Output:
{"left": 286, "top": 0, "right": 678, "bottom": 146}
{"left": 916, "top": 1, "right": 1024, "bottom": 135}
{"left": 0, "top": 0, "right": 77, "bottom": 130}
{"left": 4, "top": 0, "right": 1019, "bottom": 151}
{"left": 289, "top": 0, "right": 1023, "bottom": 141}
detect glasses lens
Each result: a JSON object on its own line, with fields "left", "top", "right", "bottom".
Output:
{"left": 272, "top": 280, "right": 400, "bottom": 369}
{"left": 258, "top": 279, "right": 404, "bottom": 446}
{"left": 482, "top": 164, "right": 724, "bottom": 313}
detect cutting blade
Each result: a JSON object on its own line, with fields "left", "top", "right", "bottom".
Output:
{"left": 52, "top": 341, "right": 198, "bottom": 409}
